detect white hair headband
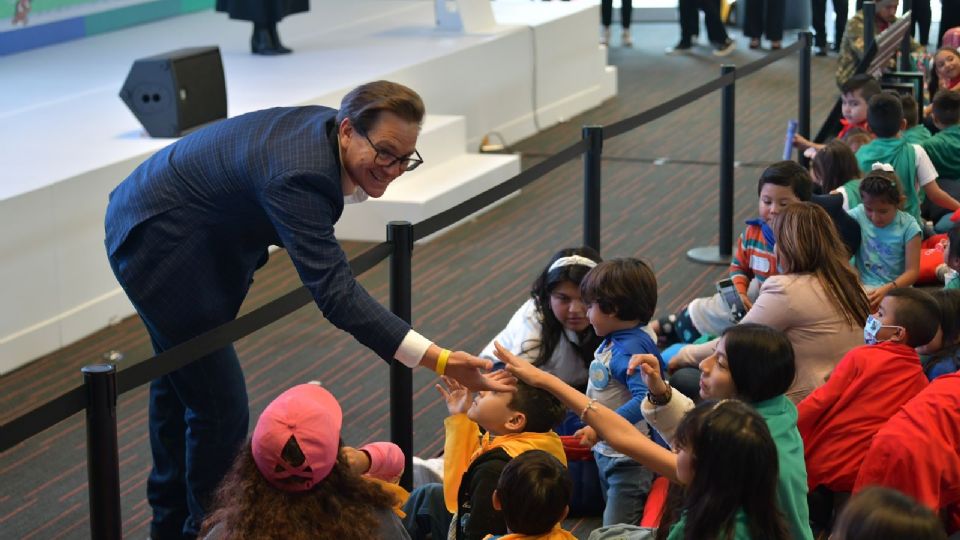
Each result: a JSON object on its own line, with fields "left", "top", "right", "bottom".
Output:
{"left": 548, "top": 255, "right": 598, "bottom": 273}
{"left": 871, "top": 162, "right": 894, "bottom": 172}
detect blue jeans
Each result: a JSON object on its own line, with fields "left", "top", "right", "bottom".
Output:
{"left": 402, "top": 483, "right": 453, "bottom": 540}
{"left": 594, "top": 452, "right": 654, "bottom": 527}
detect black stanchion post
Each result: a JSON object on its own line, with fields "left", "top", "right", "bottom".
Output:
{"left": 582, "top": 125, "right": 603, "bottom": 253}
{"left": 798, "top": 31, "right": 813, "bottom": 168}
{"left": 83, "top": 363, "right": 121, "bottom": 540}
{"left": 864, "top": 2, "right": 876, "bottom": 53}
{"left": 688, "top": 65, "right": 736, "bottom": 265}
{"left": 387, "top": 221, "right": 414, "bottom": 491}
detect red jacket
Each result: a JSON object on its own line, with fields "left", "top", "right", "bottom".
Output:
{"left": 854, "top": 373, "right": 960, "bottom": 533}
{"left": 797, "top": 341, "right": 928, "bottom": 492}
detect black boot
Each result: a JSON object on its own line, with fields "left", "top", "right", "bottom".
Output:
{"left": 251, "top": 23, "right": 291, "bottom": 55}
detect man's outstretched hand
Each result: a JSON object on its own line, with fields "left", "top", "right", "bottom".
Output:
{"left": 443, "top": 351, "right": 516, "bottom": 392}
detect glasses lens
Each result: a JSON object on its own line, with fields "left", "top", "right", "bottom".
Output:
{"left": 403, "top": 159, "right": 421, "bottom": 172}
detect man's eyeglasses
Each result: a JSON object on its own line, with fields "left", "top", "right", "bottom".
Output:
{"left": 363, "top": 133, "right": 424, "bottom": 172}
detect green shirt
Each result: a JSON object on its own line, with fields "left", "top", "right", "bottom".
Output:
{"left": 667, "top": 509, "right": 753, "bottom": 540}
{"left": 857, "top": 137, "right": 923, "bottom": 226}
{"left": 903, "top": 124, "right": 932, "bottom": 145}
{"left": 753, "top": 396, "right": 814, "bottom": 540}
{"left": 922, "top": 124, "right": 960, "bottom": 180}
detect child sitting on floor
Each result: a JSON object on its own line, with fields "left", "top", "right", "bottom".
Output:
{"left": 485, "top": 450, "right": 576, "bottom": 540}
{"left": 902, "top": 93, "right": 932, "bottom": 145}
{"left": 847, "top": 166, "right": 922, "bottom": 311}
{"left": 199, "top": 383, "right": 410, "bottom": 540}
{"left": 854, "top": 373, "right": 960, "bottom": 534}
{"left": 813, "top": 139, "right": 863, "bottom": 210}
{"left": 797, "top": 287, "right": 939, "bottom": 533}
{"left": 920, "top": 289, "right": 960, "bottom": 380}
{"left": 653, "top": 161, "right": 811, "bottom": 348}
{"left": 402, "top": 378, "right": 567, "bottom": 540}
{"left": 856, "top": 92, "right": 960, "bottom": 230}
{"left": 795, "top": 74, "right": 881, "bottom": 152}
{"left": 577, "top": 257, "right": 667, "bottom": 527}
{"left": 494, "top": 345, "right": 793, "bottom": 540}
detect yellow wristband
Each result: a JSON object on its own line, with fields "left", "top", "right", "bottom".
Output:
{"left": 435, "top": 349, "right": 451, "bottom": 376}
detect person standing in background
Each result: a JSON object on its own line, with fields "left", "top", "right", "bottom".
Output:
{"left": 745, "top": 0, "right": 786, "bottom": 49}
{"left": 216, "top": 0, "right": 306, "bottom": 55}
{"left": 666, "top": 0, "right": 736, "bottom": 56}
{"left": 601, "top": 0, "right": 633, "bottom": 46}
{"left": 812, "top": 0, "right": 850, "bottom": 55}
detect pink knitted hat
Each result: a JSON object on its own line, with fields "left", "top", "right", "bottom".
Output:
{"left": 251, "top": 384, "right": 343, "bottom": 492}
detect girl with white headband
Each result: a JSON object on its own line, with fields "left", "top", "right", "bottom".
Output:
{"left": 479, "top": 248, "right": 603, "bottom": 392}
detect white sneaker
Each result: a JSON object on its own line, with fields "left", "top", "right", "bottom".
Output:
{"left": 622, "top": 29, "right": 633, "bottom": 47}
{"left": 601, "top": 27, "right": 611, "bottom": 46}
{"left": 713, "top": 38, "right": 736, "bottom": 57}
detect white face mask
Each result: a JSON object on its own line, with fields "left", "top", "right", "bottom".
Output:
{"left": 343, "top": 186, "right": 369, "bottom": 205}
{"left": 863, "top": 314, "right": 903, "bottom": 345}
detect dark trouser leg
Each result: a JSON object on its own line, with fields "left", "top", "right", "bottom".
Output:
{"left": 812, "top": 0, "right": 828, "bottom": 47}
{"left": 621, "top": 0, "right": 632, "bottom": 28}
{"left": 834, "top": 0, "right": 849, "bottom": 47}
{"left": 174, "top": 345, "right": 248, "bottom": 536}
{"left": 744, "top": 0, "right": 764, "bottom": 38}
{"left": 146, "top": 369, "right": 189, "bottom": 539}
{"left": 678, "top": 0, "right": 699, "bottom": 41}
{"left": 140, "top": 312, "right": 249, "bottom": 539}
{"left": 765, "top": 0, "right": 785, "bottom": 41}
{"left": 601, "top": 0, "right": 613, "bottom": 27}
{"left": 912, "top": 0, "right": 932, "bottom": 45}
{"left": 699, "top": 0, "right": 731, "bottom": 43}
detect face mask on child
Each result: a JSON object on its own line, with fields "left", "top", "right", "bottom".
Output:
{"left": 863, "top": 315, "right": 903, "bottom": 345}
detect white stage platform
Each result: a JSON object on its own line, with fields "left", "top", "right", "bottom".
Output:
{"left": 0, "top": 0, "right": 616, "bottom": 373}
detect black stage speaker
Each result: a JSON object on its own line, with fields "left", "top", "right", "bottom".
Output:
{"left": 120, "top": 46, "right": 227, "bottom": 138}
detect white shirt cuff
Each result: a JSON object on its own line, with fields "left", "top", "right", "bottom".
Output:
{"left": 395, "top": 329, "right": 432, "bottom": 368}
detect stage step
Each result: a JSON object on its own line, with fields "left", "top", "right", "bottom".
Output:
{"left": 336, "top": 151, "right": 520, "bottom": 242}
{"left": 409, "top": 115, "right": 468, "bottom": 172}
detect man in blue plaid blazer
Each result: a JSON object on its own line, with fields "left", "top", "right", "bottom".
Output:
{"left": 105, "top": 81, "right": 505, "bottom": 539}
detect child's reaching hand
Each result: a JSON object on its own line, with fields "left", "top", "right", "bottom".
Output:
{"left": 436, "top": 375, "right": 473, "bottom": 416}
{"left": 793, "top": 133, "right": 813, "bottom": 151}
{"left": 493, "top": 341, "right": 547, "bottom": 388}
{"left": 341, "top": 446, "right": 372, "bottom": 476}
{"left": 626, "top": 353, "right": 669, "bottom": 397}
{"left": 573, "top": 425, "right": 599, "bottom": 448}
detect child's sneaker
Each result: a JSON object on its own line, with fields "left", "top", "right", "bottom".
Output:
{"left": 713, "top": 38, "right": 736, "bottom": 57}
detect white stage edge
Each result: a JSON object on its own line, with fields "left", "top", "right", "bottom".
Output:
{"left": 0, "top": 0, "right": 616, "bottom": 373}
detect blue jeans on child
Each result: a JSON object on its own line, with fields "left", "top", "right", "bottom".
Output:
{"left": 402, "top": 483, "right": 453, "bottom": 540}
{"left": 594, "top": 452, "right": 654, "bottom": 526}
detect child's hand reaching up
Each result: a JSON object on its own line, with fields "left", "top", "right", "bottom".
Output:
{"left": 436, "top": 375, "right": 473, "bottom": 416}
{"left": 573, "top": 425, "right": 599, "bottom": 448}
{"left": 493, "top": 341, "right": 547, "bottom": 388}
{"left": 627, "top": 354, "right": 669, "bottom": 397}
